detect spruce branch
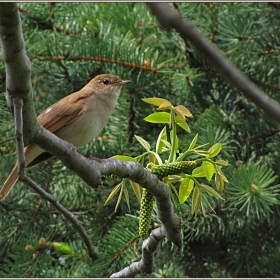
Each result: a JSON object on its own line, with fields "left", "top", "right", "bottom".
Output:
{"left": 110, "top": 226, "right": 166, "bottom": 278}
{"left": 31, "top": 55, "right": 158, "bottom": 73}
{"left": 146, "top": 2, "right": 280, "bottom": 122}
{"left": 18, "top": 6, "right": 74, "bottom": 36}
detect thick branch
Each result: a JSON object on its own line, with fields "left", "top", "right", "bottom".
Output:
{"left": 0, "top": 3, "right": 36, "bottom": 144}
{"left": 146, "top": 3, "right": 280, "bottom": 122}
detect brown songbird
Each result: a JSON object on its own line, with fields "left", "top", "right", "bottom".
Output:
{"left": 0, "top": 74, "right": 131, "bottom": 201}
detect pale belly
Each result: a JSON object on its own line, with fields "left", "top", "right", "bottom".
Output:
{"left": 54, "top": 109, "right": 110, "bottom": 147}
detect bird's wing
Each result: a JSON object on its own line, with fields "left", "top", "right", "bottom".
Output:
{"left": 37, "top": 90, "right": 92, "bottom": 133}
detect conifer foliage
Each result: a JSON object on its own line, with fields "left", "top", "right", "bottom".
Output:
{"left": 1, "top": 2, "right": 280, "bottom": 277}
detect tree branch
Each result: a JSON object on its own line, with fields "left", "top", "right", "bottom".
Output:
{"left": 0, "top": 3, "right": 36, "bottom": 144}
{"left": 110, "top": 226, "right": 166, "bottom": 278}
{"left": 146, "top": 2, "right": 280, "bottom": 122}
{"left": 21, "top": 175, "right": 99, "bottom": 262}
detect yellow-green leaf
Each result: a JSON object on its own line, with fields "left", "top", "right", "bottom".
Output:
{"left": 179, "top": 177, "right": 194, "bottom": 203}
{"left": 130, "top": 180, "right": 141, "bottom": 202}
{"left": 144, "top": 112, "right": 171, "bottom": 124}
{"left": 188, "top": 133, "right": 198, "bottom": 150}
{"left": 208, "top": 143, "right": 222, "bottom": 158}
{"left": 215, "top": 173, "right": 224, "bottom": 191}
{"left": 158, "top": 101, "right": 172, "bottom": 110}
{"left": 217, "top": 166, "right": 229, "bottom": 183}
{"left": 156, "top": 126, "right": 167, "bottom": 154}
{"left": 52, "top": 242, "right": 73, "bottom": 255}
{"left": 111, "top": 155, "right": 137, "bottom": 162}
{"left": 192, "top": 186, "right": 201, "bottom": 216}
{"left": 203, "top": 161, "right": 215, "bottom": 181}
{"left": 142, "top": 97, "right": 171, "bottom": 107}
{"left": 174, "top": 106, "right": 186, "bottom": 122}
{"left": 200, "top": 198, "right": 206, "bottom": 217}
{"left": 167, "top": 175, "right": 181, "bottom": 182}
{"left": 170, "top": 129, "right": 179, "bottom": 152}
{"left": 192, "top": 166, "right": 205, "bottom": 178}
{"left": 176, "top": 116, "right": 191, "bottom": 133}
{"left": 202, "top": 184, "right": 225, "bottom": 200}
{"left": 215, "top": 159, "right": 229, "bottom": 166}
{"left": 115, "top": 185, "right": 124, "bottom": 212}
{"left": 135, "top": 135, "right": 151, "bottom": 151}
{"left": 202, "top": 193, "right": 216, "bottom": 214}
{"left": 123, "top": 186, "right": 130, "bottom": 212}
{"left": 174, "top": 105, "right": 193, "bottom": 118}
{"left": 104, "top": 182, "right": 122, "bottom": 205}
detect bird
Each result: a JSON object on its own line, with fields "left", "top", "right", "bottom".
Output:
{"left": 0, "top": 74, "right": 132, "bottom": 201}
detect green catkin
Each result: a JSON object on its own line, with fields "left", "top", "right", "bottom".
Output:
{"left": 138, "top": 161, "right": 197, "bottom": 237}
{"left": 139, "top": 188, "right": 154, "bottom": 237}
{"left": 151, "top": 161, "right": 197, "bottom": 178}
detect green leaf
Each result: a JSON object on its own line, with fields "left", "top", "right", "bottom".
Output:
{"left": 161, "top": 139, "right": 172, "bottom": 150}
{"left": 203, "top": 161, "right": 215, "bottom": 181}
{"left": 192, "top": 166, "right": 206, "bottom": 178}
{"left": 111, "top": 155, "right": 137, "bottom": 162}
{"left": 148, "top": 151, "right": 163, "bottom": 165}
{"left": 156, "top": 126, "right": 168, "bottom": 154}
{"left": 188, "top": 133, "right": 198, "bottom": 150}
{"left": 142, "top": 97, "right": 171, "bottom": 107}
{"left": 170, "top": 129, "right": 179, "bottom": 152}
{"left": 202, "top": 184, "right": 225, "bottom": 200}
{"left": 104, "top": 182, "right": 122, "bottom": 205}
{"left": 123, "top": 186, "right": 130, "bottom": 212}
{"left": 115, "top": 184, "right": 124, "bottom": 212}
{"left": 134, "top": 135, "right": 151, "bottom": 151}
{"left": 208, "top": 143, "right": 222, "bottom": 158}
{"left": 202, "top": 193, "right": 216, "bottom": 214}
{"left": 52, "top": 242, "right": 73, "bottom": 255}
{"left": 217, "top": 165, "right": 229, "bottom": 183}
{"left": 179, "top": 177, "right": 194, "bottom": 203}
{"left": 192, "top": 186, "right": 201, "bottom": 216}
{"left": 144, "top": 112, "right": 171, "bottom": 124}
{"left": 176, "top": 116, "right": 191, "bottom": 132}
{"left": 216, "top": 159, "right": 229, "bottom": 166}
{"left": 215, "top": 172, "right": 225, "bottom": 191}
{"left": 130, "top": 180, "right": 141, "bottom": 203}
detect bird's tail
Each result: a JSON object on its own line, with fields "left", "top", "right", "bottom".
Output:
{"left": 0, "top": 144, "right": 44, "bottom": 201}
{"left": 0, "top": 162, "right": 19, "bottom": 201}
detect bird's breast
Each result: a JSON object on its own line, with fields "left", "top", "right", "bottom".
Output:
{"left": 55, "top": 95, "right": 117, "bottom": 147}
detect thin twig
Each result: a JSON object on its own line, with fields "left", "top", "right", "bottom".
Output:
{"left": 13, "top": 97, "right": 25, "bottom": 179}
{"left": 22, "top": 175, "right": 99, "bottom": 262}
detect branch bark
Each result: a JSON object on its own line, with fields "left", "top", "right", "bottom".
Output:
{"left": 110, "top": 226, "right": 166, "bottom": 278}
{"left": 146, "top": 2, "right": 280, "bottom": 122}
{"left": 0, "top": 3, "right": 36, "bottom": 144}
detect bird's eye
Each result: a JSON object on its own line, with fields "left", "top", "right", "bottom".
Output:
{"left": 102, "top": 79, "right": 109, "bottom": 85}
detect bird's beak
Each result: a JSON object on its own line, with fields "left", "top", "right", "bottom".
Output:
{"left": 119, "top": 80, "right": 132, "bottom": 85}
